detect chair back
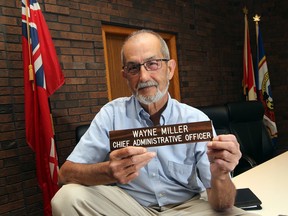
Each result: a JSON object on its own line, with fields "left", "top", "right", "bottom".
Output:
{"left": 227, "top": 101, "right": 275, "bottom": 164}
{"left": 198, "top": 105, "right": 230, "bottom": 135}
{"left": 75, "top": 124, "right": 90, "bottom": 143}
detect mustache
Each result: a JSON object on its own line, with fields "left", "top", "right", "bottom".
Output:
{"left": 137, "top": 81, "right": 159, "bottom": 90}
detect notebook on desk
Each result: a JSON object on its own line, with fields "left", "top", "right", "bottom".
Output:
{"left": 235, "top": 188, "right": 262, "bottom": 210}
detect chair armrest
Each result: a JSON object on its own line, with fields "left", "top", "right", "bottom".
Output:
{"left": 232, "top": 154, "right": 257, "bottom": 177}
{"left": 241, "top": 154, "right": 257, "bottom": 167}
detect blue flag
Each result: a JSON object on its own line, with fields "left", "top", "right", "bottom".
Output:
{"left": 255, "top": 23, "right": 278, "bottom": 144}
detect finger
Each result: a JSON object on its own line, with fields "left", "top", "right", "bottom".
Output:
{"left": 113, "top": 165, "right": 138, "bottom": 184}
{"left": 110, "top": 146, "right": 147, "bottom": 160}
{"left": 119, "top": 171, "right": 139, "bottom": 184}
{"left": 207, "top": 148, "right": 233, "bottom": 163}
{"left": 213, "top": 134, "right": 237, "bottom": 142}
{"left": 211, "top": 158, "right": 235, "bottom": 173}
{"left": 124, "top": 154, "right": 155, "bottom": 179}
{"left": 119, "top": 152, "right": 156, "bottom": 173}
{"left": 132, "top": 152, "right": 156, "bottom": 169}
{"left": 207, "top": 139, "right": 239, "bottom": 154}
{"left": 114, "top": 152, "right": 156, "bottom": 184}
{"left": 110, "top": 151, "right": 156, "bottom": 184}
{"left": 129, "top": 151, "right": 156, "bottom": 165}
{"left": 208, "top": 150, "right": 238, "bottom": 172}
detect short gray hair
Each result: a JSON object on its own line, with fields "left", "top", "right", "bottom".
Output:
{"left": 121, "top": 29, "right": 170, "bottom": 65}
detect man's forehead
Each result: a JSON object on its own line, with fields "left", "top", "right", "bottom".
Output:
{"left": 123, "top": 34, "right": 161, "bottom": 60}
{"left": 125, "top": 56, "right": 157, "bottom": 64}
{"left": 129, "top": 32, "right": 158, "bottom": 41}
{"left": 125, "top": 33, "right": 160, "bottom": 48}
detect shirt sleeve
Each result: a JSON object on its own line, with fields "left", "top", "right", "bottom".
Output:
{"left": 67, "top": 104, "right": 113, "bottom": 163}
{"left": 184, "top": 106, "right": 216, "bottom": 189}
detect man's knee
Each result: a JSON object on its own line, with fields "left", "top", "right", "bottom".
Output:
{"left": 51, "top": 184, "right": 85, "bottom": 215}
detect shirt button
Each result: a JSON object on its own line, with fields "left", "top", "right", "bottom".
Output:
{"left": 152, "top": 173, "right": 156, "bottom": 177}
{"left": 159, "top": 193, "right": 164, "bottom": 197}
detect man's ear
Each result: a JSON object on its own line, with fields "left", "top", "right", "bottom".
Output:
{"left": 122, "top": 70, "right": 127, "bottom": 79}
{"left": 167, "top": 59, "right": 176, "bottom": 80}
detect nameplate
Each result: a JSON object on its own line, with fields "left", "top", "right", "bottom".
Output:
{"left": 109, "top": 121, "right": 213, "bottom": 151}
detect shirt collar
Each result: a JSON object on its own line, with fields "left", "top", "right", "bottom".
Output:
{"left": 160, "top": 94, "right": 172, "bottom": 125}
{"left": 133, "top": 94, "right": 173, "bottom": 126}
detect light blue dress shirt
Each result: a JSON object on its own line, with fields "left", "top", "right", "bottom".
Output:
{"left": 68, "top": 95, "right": 214, "bottom": 207}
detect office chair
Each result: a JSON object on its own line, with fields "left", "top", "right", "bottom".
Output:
{"left": 75, "top": 124, "right": 90, "bottom": 143}
{"left": 227, "top": 101, "right": 275, "bottom": 174}
{"left": 198, "top": 104, "right": 256, "bottom": 176}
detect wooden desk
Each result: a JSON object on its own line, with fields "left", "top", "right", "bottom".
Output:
{"left": 233, "top": 151, "right": 288, "bottom": 216}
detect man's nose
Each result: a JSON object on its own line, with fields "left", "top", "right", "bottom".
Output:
{"left": 138, "top": 65, "right": 150, "bottom": 81}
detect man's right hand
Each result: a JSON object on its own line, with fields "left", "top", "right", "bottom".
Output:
{"left": 58, "top": 147, "right": 156, "bottom": 186}
{"left": 109, "top": 147, "right": 156, "bottom": 184}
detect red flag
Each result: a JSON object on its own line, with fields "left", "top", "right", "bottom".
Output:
{"left": 22, "top": 0, "right": 64, "bottom": 215}
{"left": 242, "top": 7, "right": 257, "bottom": 101}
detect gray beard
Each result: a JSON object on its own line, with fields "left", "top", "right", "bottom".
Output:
{"left": 135, "top": 80, "right": 169, "bottom": 105}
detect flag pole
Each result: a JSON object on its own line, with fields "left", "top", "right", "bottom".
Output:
{"left": 24, "top": 0, "right": 35, "bottom": 91}
{"left": 253, "top": 14, "right": 261, "bottom": 37}
{"left": 242, "top": 6, "right": 257, "bottom": 101}
{"left": 253, "top": 14, "right": 261, "bottom": 65}
{"left": 242, "top": 6, "right": 248, "bottom": 98}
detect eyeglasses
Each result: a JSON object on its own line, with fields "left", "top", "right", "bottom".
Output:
{"left": 123, "top": 59, "right": 169, "bottom": 75}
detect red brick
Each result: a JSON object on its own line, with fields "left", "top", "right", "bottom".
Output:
{"left": 83, "top": 33, "right": 102, "bottom": 41}
{"left": 60, "top": 47, "right": 84, "bottom": 55}
{"left": 59, "top": 55, "right": 72, "bottom": 62}
{"left": 0, "top": 165, "right": 20, "bottom": 177}
{"left": 89, "top": 91, "right": 108, "bottom": 99}
{"left": 71, "top": 25, "right": 93, "bottom": 33}
{"left": 6, "top": 52, "right": 21, "bottom": 60}
{"left": 77, "top": 84, "right": 98, "bottom": 92}
{"left": 73, "top": 55, "right": 95, "bottom": 62}
{"left": 60, "top": 31, "right": 83, "bottom": 40}
{"left": 0, "top": 42, "right": 5, "bottom": 51}
{"left": 5, "top": 43, "right": 21, "bottom": 52}
{"left": 45, "top": 4, "right": 70, "bottom": 15}
{"left": 0, "top": 59, "right": 7, "bottom": 68}
{"left": 0, "top": 200, "right": 24, "bottom": 214}
{"left": 0, "top": 1, "right": 16, "bottom": 7}
{"left": 2, "top": 7, "right": 20, "bottom": 16}
{"left": 0, "top": 77, "right": 8, "bottom": 86}
{"left": 68, "top": 107, "right": 90, "bottom": 115}
{"left": 0, "top": 123, "right": 15, "bottom": 132}
{"left": 79, "top": 3, "right": 101, "bottom": 13}
{"left": 0, "top": 16, "right": 17, "bottom": 25}
{"left": 47, "top": 21, "right": 70, "bottom": 31}
{"left": 62, "top": 62, "right": 86, "bottom": 70}
{"left": 58, "top": 15, "right": 80, "bottom": 24}
{"left": 87, "top": 77, "right": 106, "bottom": 84}
{"left": 91, "top": 13, "right": 110, "bottom": 21}
{"left": 80, "top": 113, "right": 96, "bottom": 122}
{"left": 56, "top": 115, "right": 80, "bottom": 124}
{"left": 66, "top": 72, "right": 88, "bottom": 82}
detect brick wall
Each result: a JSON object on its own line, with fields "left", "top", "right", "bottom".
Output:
{"left": 0, "top": 0, "right": 287, "bottom": 215}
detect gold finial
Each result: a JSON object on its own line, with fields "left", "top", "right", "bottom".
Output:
{"left": 253, "top": 14, "right": 261, "bottom": 22}
{"left": 243, "top": 6, "right": 248, "bottom": 15}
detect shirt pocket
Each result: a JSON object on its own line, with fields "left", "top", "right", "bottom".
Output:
{"left": 167, "top": 161, "right": 194, "bottom": 185}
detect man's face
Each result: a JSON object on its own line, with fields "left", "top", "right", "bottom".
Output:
{"left": 122, "top": 33, "right": 175, "bottom": 105}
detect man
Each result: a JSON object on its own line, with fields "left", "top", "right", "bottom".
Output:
{"left": 52, "top": 30, "right": 254, "bottom": 215}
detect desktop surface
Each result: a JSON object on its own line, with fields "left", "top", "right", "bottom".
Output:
{"left": 233, "top": 151, "right": 288, "bottom": 216}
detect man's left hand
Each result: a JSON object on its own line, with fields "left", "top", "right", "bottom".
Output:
{"left": 207, "top": 134, "right": 242, "bottom": 179}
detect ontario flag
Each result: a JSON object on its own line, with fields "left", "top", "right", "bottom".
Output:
{"left": 21, "top": 0, "right": 65, "bottom": 215}
{"left": 242, "top": 7, "right": 257, "bottom": 101}
{"left": 255, "top": 20, "right": 278, "bottom": 143}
